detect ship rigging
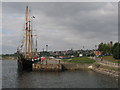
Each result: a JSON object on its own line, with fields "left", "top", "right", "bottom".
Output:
{"left": 17, "top": 6, "right": 37, "bottom": 70}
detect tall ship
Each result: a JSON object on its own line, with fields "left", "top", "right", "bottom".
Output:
{"left": 17, "top": 6, "right": 37, "bottom": 71}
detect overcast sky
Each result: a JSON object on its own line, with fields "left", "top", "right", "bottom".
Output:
{"left": 2, "top": 2, "right": 118, "bottom": 54}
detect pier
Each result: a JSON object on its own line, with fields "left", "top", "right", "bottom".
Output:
{"left": 32, "top": 64, "right": 62, "bottom": 71}
{"left": 32, "top": 58, "right": 91, "bottom": 71}
{"left": 32, "top": 58, "right": 62, "bottom": 71}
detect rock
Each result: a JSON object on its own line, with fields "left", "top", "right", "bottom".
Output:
{"left": 88, "top": 66, "right": 93, "bottom": 69}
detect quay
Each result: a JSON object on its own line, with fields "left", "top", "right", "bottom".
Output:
{"left": 32, "top": 58, "right": 91, "bottom": 71}
{"left": 32, "top": 64, "right": 62, "bottom": 71}
{"left": 32, "top": 58, "right": 62, "bottom": 71}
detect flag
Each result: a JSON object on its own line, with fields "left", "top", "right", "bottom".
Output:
{"left": 33, "top": 16, "right": 35, "bottom": 18}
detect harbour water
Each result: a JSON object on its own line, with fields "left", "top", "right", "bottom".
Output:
{"left": 0, "top": 60, "right": 2, "bottom": 89}
{"left": 2, "top": 60, "right": 118, "bottom": 88}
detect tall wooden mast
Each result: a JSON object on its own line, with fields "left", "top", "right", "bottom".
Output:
{"left": 24, "top": 6, "right": 33, "bottom": 59}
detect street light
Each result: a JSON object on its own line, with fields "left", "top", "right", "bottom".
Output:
{"left": 46, "top": 45, "right": 48, "bottom": 52}
{"left": 95, "top": 45, "right": 97, "bottom": 50}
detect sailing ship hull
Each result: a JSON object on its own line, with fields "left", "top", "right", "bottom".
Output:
{"left": 18, "top": 59, "right": 33, "bottom": 71}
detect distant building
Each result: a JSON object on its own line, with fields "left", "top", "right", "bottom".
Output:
{"left": 79, "top": 54, "right": 83, "bottom": 57}
{"left": 93, "top": 51, "right": 102, "bottom": 56}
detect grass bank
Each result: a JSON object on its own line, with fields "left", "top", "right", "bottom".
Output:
{"left": 92, "top": 62, "right": 119, "bottom": 78}
{"left": 93, "top": 62, "right": 119, "bottom": 71}
{"left": 98, "top": 56, "right": 120, "bottom": 63}
{"left": 62, "top": 57, "right": 95, "bottom": 64}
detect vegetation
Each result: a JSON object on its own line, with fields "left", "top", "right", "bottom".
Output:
{"left": 62, "top": 57, "right": 95, "bottom": 64}
{"left": 39, "top": 51, "right": 50, "bottom": 57}
{"left": 112, "top": 42, "right": 120, "bottom": 59}
{"left": 93, "top": 62, "right": 101, "bottom": 67}
{"left": 1, "top": 54, "right": 17, "bottom": 60}
{"left": 98, "top": 41, "right": 120, "bottom": 59}
{"left": 101, "top": 56, "right": 120, "bottom": 63}
{"left": 93, "top": 62, "right": 118, "bottom": 71}
{"left": 98, "top": 41, "right": 112, "bottom": 55}
{"left": 100, "top": 65, "right": 118, "bottom": 71}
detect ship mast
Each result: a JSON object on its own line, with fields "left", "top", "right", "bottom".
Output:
{"left": 24, "top": 6, "right": 33, "bottom": 59}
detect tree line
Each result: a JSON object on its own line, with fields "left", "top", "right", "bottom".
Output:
{"left": 98, "top": 41, "right": 120, "bottom": 59}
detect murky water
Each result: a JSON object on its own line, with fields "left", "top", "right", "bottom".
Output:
{"left": 2, "top": 60, "right": 118, "bottom": 88}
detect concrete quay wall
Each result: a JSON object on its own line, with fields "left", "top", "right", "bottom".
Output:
{"left": 61, "top": 63, "right": 91, "bottom": 70}
{"left": 32, "top": 64, "right": 62, "bottom": 71}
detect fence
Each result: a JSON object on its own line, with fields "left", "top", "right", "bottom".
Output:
{"left": 96, "top": 58, "right": 120, "bottom": 67}
{"left": 90, "top": 57, "right": 120, "bottom": 67}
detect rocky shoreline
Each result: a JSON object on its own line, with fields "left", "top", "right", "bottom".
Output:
{"left": 91, "top": 62, "right": 119, "bottom": 79}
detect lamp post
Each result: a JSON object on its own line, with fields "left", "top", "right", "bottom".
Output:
{"left": 95, "top": 45, "right": 97, "bottom": 50}
{"left": 42, "top": 48, "right": 44, "bottom": 52}
{"left": 46, "top": 45, "right": 48, "bottom": 52}
{"left": 83, "top": 46, "right": 85, "bottom": 50}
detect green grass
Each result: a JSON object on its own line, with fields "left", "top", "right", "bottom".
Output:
{"left": 99, "top": 56, "right": 120, "bottom": 63}
{"left": 93, "top": 62, "right": 101, "bottom": 66}
{"left": 94, "top": 62, "right": 118, "bottom": 71}
{"left": 62, "top": 57, "right": 95, "bottom": 64}
{"left": 100, "top": 65, "right": 118, "bottom": 71}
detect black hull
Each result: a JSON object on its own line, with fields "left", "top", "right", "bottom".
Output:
{"left": 18, "top": 59, "right": 33, "bottom": 71}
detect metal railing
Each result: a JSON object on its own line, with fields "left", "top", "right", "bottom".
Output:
{"left": 89, "top": 56, "right": 120, "bottom": 67}
{"left": 95, "top": 57, "right": 120, "bottom": 67}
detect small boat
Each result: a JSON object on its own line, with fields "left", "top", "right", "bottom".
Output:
{"left": 17, "top": 6, "right": 37, "bottom": 71}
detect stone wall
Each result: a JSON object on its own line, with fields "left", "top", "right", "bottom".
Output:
{"left": 62, "top": 63, "right": 91, "bottom": 70}
{"left": 32, "top": 64, "right": 62, "bottom": 71}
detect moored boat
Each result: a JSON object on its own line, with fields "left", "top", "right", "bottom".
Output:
{"left": 17, "top": 6, "right": 37, "bottom": 71}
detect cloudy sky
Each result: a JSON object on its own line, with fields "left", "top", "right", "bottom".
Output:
{"left": 2, "top": 2, "right": 118, "bottom": 54}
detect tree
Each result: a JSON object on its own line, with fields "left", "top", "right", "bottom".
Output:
{"left": 112, "top": 42, "right": 120, "bottom": 59}
{"left": 98, "top": 42, "right": 112, "bottom": 55}
{"left": 98, "top": 42, "right": 104, "bottom": 51}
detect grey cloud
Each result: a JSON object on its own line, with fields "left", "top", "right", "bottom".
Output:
{"left": 2, "top": 2, "right": 118, "bottom": 53}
